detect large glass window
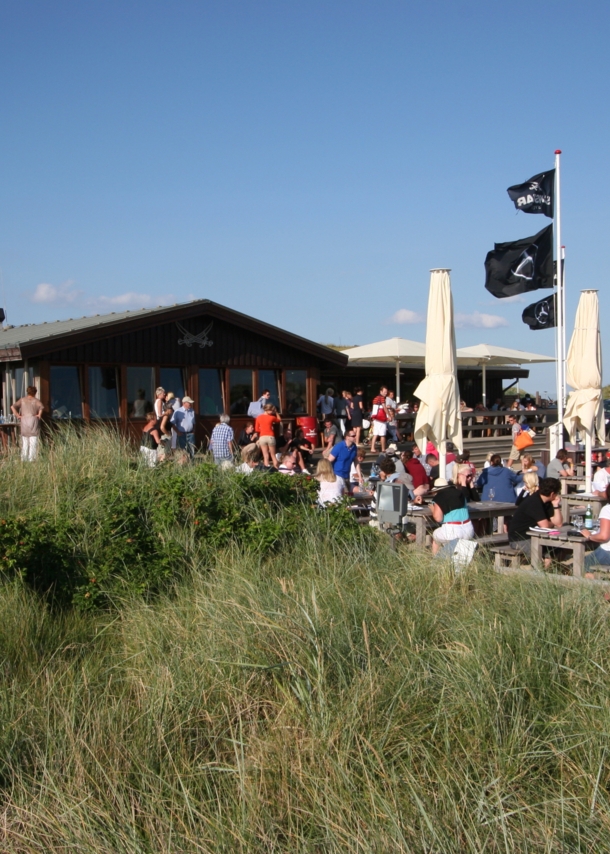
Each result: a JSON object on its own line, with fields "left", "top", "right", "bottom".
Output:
{"left": 127, "top": 367, "right": 155, "bottom": 418}
{"left": 89, "top": 367, "right": 120, "bottom": 419}
{"left": 258, "top": 370, "right": 281, "bottom": 410}
{"left": 229, "top": 369, "right": 252, "bottom": 415}
{"left": 160, "top": 367, "right": 186, "bottom": 402}
{"left": 199, "top": 369, "right": 224, "bottom": 415}
{"left": 50, "top": 366, "right": 83, "bottom": 419}
{"left": 286, "top": 370, "right": 307, "bottom": 414}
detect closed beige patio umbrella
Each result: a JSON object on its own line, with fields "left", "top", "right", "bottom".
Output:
{"left": 414, "top": 269, "right": 463, "bottom": 478}
{"left": 563, "top": 289, "right": 603, "bottom": 493}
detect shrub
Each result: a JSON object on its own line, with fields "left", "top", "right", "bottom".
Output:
{"left": 0, "top": 427, "right": 361, "bottom": 608}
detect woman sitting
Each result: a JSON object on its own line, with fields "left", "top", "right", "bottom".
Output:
{"left": 582, "top": 484, "right": 610, "bottom": 575}
{"left": 454, "top": 463, "right": 480, "bottom": 501}
{"left": 236, "top": 443, "right": 263, "bottom": 474}
{"left": 428, "top": 478, "right": 474, "bottom": 555}
{"left": 288, "top": 427, "right": 314, "bottom": 472}
{"left": 316, "top": 458, "right": 345, "bottom": 506}
{"left": 140, "top": 412, "right": 162, "bottom": 468}
{"left": 477, "top": 454, "right": 519, "bottom": 502}
{"left": 278, "top": 449, "right": 300, "bottom": 475}
{"left": 516, "top": 471, "right": 539, "bottom": 504}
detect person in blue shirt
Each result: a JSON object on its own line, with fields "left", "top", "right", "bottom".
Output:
{"left": 328, "top": 430, "right": 358, "bottom": 480}
{"left": 477, "top": 454, "right": 519, "bottom": 502}
{"left": 171, "top": 396, "right": 197, "bottom": 458}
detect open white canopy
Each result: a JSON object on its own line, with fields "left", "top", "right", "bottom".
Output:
{"left": 341, "top": 337, "right": 426, "bottom": 401}
{"left": 455, "top": 344, "right": 555, "bottom": 407}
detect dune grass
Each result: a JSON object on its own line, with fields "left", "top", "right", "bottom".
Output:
{"left": 0, "top": 519, "right": 610, "bottom": 851}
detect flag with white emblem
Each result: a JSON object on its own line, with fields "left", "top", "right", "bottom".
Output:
{"left": 484, "top": 224, "right": 554, "bottom": 298}
{"left": 507, "top": 170, "right": 554, "bottom": 217}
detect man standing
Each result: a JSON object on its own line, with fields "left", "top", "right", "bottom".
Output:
{"left": 328, "top": 429, "right": 358, "bottom": 482}
{"left": 11, "top": 385, "right": 44, "bottom": 461}
{"left": 171, "top": 395, "right": 197, "bottom": 458}
{"left": 209, "top": 414, "right": 234, "bottom": 464}
{"left": 385, "top": 390, "right": 400, "bottom": 444}
{"left": 370, "top": 385, "right": 390, "bottom": 455}
{"left": 505, "top": 414, "right": 523, "bottom": 469}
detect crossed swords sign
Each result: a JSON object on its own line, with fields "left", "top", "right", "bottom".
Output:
{"left": 176, "top": 321, "right": 214, "bottom": 348}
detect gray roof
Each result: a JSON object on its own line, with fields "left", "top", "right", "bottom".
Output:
{"left": 0, "top": 304, "right": 168, "bottom": 349}
{"left": 0, "top": 298, "right": 348, "bottom": 366}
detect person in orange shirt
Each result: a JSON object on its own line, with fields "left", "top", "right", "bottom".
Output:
{"left": 254, "top": 404, "right": 281, "bottom": 469}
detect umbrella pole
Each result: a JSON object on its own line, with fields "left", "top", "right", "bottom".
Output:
{"left": 585, "top": 429, "right": 592, "bottom": 494}
{"left": 439, "top": 440, "right": 447, "bottom": 481}
{"left": 482, "top": 363, "right": 486, "bottom": 408}
{"left": 395, "top": 360, "right": 400, "bottom": 403}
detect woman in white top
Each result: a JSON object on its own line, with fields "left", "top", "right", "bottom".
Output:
{"left": 582, "top": 483, "right": 610, "bottom": 574}
{"left": 316, "top": 458, "right": 345, "bottom": 506}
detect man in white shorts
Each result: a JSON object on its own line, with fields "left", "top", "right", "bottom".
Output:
{"left": 369, "top": 386, "right": 389, "bottom": 455}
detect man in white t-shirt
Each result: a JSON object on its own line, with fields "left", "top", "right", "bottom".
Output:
{"left": 592, "top": 460, "right": 610, "bottom": 496}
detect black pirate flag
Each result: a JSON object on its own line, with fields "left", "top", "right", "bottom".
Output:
{"left": 522, "top": 294, "right": 556, "bottom": 330}
{"left": 484, "top": 224, "right": 554, "bottom": 298}
{"left": 507, "top": 170, "right": 554, "bottom": 218}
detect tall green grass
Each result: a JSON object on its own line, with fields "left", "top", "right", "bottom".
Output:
{"left": 1, "top": 527, "right": 610, "bottom": 851}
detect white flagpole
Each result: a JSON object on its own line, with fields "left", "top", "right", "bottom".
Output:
{"left": 554, "top": 149, "right": 564, "bottom": 452}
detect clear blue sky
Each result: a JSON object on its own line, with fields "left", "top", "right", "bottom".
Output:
{"left": 1, "top": 0, "right": 608, "bottom": 396}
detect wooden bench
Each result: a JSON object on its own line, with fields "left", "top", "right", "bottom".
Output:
{"left": 490, "top": 545, "right": 523, "bottom": 569}
{"left": 476, "top": 533, "right": 509, "bottom": 547}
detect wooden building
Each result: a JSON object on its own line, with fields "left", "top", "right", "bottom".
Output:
{"left": 0, "top": 300, "right": 347, "bottom": 442}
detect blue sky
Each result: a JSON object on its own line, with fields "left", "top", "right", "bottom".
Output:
{"left": 1, "top": 0, "right": 608, "bottom": 396}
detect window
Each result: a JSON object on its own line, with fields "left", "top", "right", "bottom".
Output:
{"left": 229, "top": 369, "right": 252, "bottom": 415}
{"left": 285, "top": 370, "right": 307, "bottom": 414}
{"left": 160, "top": 367, "right": 186, "bottom": 401}
{"left": 199, "top": 369, "right": 224, "bottom": 415}
{"left": 89, "top": 367, "right": 120, "bottom": 419}
{"left": 50, "top": 366, "right": 83, "bottom": 419}
{"left": 258, "top": 370, "right": 281, "bottom": 410}
{"left": 127, "top": 367, "right": 155, "bottom": 418}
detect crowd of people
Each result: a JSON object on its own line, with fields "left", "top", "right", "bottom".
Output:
{"left": 11, "top": 383, "right": 610, "bottom": 575}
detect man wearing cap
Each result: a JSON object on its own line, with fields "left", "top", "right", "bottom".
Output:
{"left": 428, "top": 477, "right": 474, "bottom": 555}
{"left": 171, "top": 395, "right": 197, "bottom": 458}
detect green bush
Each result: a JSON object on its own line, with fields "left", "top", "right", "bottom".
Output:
{"left": 0, "top": 427, "right": 361, "bottom": 608}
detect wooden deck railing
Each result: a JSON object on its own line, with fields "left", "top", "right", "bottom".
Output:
{"left": 396, "top": 408, "right": 558, "bottom": 440}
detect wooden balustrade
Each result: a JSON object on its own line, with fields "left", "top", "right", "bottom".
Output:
{"left": 396, "top": 409, "right": 558, "bottom": 441}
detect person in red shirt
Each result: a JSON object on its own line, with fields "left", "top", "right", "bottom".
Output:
{"left": 369, "top": 386, "right": 389, "bottom": 455}
{"left": 400, "top": 449, "right": 430, "bottom": 496}
{"left": 254, "top": 404, "right": 281, "bottom": 469}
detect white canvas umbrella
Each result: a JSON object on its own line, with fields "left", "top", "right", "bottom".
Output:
{"left": 563, "top": 290, "right": 603, "bottom": 493}
{"left": 341, "top": 337, "right": 426, "bottom": 402}
{"left": 414, "top": 269, "right": 463, "bottom": 478}
{"left": 456, "top": 344, "right": 555, "bottom": 407}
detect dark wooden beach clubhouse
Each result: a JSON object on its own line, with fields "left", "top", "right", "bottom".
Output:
{"left": 0, "top": 300, "right": 347, "bottom": 443}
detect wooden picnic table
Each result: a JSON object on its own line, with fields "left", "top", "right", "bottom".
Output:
{"left": 560, "top": 476, "right": 585, "bottom": 496}
{"left": 561, "top": 492, "right": 605, "bottom": 522}
{"left": 0, "top": 422, "right": 18, "bottom": 452}
{"left": 403, "top": 500, "right": 516, "bottom": 547}
{"left": 527, "top": 524, "right": 597, "bottom": 578}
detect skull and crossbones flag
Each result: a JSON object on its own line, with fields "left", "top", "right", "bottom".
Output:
{"left": 522, "top": 294, "right": 556, "bottom": 330}
{"left": 484, "top": 224, "right": 554, "bottom": 298}
{"left": 507, "top": 170, "right": 554, "bottom": 218}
